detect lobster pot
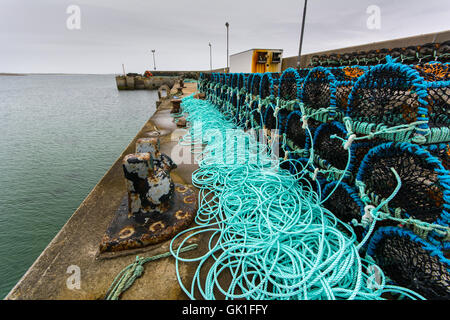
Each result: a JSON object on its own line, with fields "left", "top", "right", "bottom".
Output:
{"left": 237, "top": 73, "right": 247, "bottom": 91}
{"left": 263, "top": 104, "right": 278, "bottom": 132}
{"left": 245, "top": 74, "right": 255, "bottom": 93}
{"left": 425, "top": 142, "right": 450, "bottom": 171}
{"left": 301, "top": 67, "right": 337, "bottom": 122}
{"left": 413, "top": 62, "right": 450, "bottom": 133}
{"left": 241, "top": 99, "right": 257, "bottom": 130}
{"left": 231, "top": 73, "right": 239, "bottom": 89}
{"left": 282, "top": 110, "right": 321, "bottom": 157}
{"left": 437, "top": 41, "right": 450, "bottom": 63}
{"left": 311, "top": 121, "right": 382, "bottom": 182}
{"left": 322, "top": 181, "right": 366, "bottom": 242}
{"left": 367, "top": 226, "right": 450, "bottom": 300}
{"left": 249, "top": 100, "right": 263, "bottom": 130}
{"left": 225, "top": 73, "right": 232, "bottom": 87}
{"left": 356, "top": 142, "right": 450, "bottom": 240}
{"left": 277, "top": 108, "right": 291, "bottom": 136}
{"left": 260, "top": 72, "right": 281, "bottom": 99}
{"left": 279, "top": 68, "right": 303, "bottom": 103}
{"left": 308, "top": 41, "right": 449, "bottom": 68}
{"left": 237, "top": 93, "right": 248, "bottom": 125}
{"left": 346, "top": 62, "right": 433, "bottom": 143}
{"left": 229, "top": 90, "right": 238, "bottom": 119}
{"left": 237, "top": 96, "right": 251, "bottom": 127}
{"left": 251, "top": 73, "right": 262, "bottom": 98}
{"left": 329, "top": 66, "right": 368, "bottom": 119}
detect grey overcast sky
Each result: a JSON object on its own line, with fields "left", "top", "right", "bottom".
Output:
{"left": 1, "top": 0, "right": 449, "bottom": 74}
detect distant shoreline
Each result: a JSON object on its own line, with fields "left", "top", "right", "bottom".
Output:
{"left": 0, "top": 73, "right": 115, "bottom": 76}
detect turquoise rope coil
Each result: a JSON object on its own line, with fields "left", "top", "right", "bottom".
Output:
{"left": 168, "top": 94, "right": 425, "bottom": 300}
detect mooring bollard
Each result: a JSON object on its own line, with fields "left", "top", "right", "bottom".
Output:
{"left": 171, "top": 98, "right": 182, "bottom": 114}
{"left": 99, "top": 130, "right": 197, "bottom": 254}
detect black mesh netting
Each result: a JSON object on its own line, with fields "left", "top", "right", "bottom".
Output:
{"left": 322, "top": 182, "right": 365, "bottom": 242}
{"left": 332, "top": 67, "right": 367, "bottom": 114}
{"left": 246, "top": 74, "right": 255, "bottom": 92}
{"left": 372, "top": 231, "right": 450, "bottom": 300}
{"left": 280, "top": 69, "right": 301, "bottom": 101}
{"left": 260, "top": 73, "right": 281, "bottom": 99}
{"left": 297, "top": 68, "right": 311, "bottom": 79}
{"left": 251, "top": 105, "right": 263, "bottom": 128}
{"left": 264, "top": 106, "right": 277, "bottom": 130}
{"left": 251, "top": 74, "right": 262, "bottom": 96}
{"left": 302, "top": 69, "right": 334, "bottom": 111}
{"left": 360, "top": 145, "right": 445, "bottom": 224}
{"left": 347, "top": 68, "right": 420, "bottom": 126}
{"left": 313, "top": 122, "right": 349, "bottom": 171}
{"left": 414, "top": 63, "right": 450, "bottom": 128}
{"left": 437, "top": 41, "right": 450, "bottom": 63}
{"left": 231, "top": 73, "right": 238, "bottom": 88}
{"left": 426, "top": 144, "right": 450, "bottom": 171}
{"left": 285, "top": 113, "right": 320, "bottom": 150}
{"left": 237, "top": 74, "right": 246, "bottom": 90}
{"left": 308, "top": 41, "right": 450, "bottom": 67}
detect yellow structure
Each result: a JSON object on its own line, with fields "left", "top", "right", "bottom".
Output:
{"left": 230, "top": 49, "right": 283, "bottom": 73}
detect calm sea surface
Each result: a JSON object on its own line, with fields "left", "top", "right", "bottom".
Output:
{"left": 0, "top": 74, "right": 158, "bottom": 298}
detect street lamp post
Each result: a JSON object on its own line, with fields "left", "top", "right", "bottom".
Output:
{"left": 208, "top": 42, "right": 213, "bottom": 72}
{"left": 225, "top": 22, "right": 229, "bottom": 73}
{"left": 151, "top": 49, "right": 156, "bottom": 71}
{"left": 297, "top": 0, "right": 308, "bottom": 68}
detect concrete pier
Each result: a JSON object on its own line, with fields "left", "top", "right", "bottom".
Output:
{"left": 5, "top": 82, "right": 203, "bottom": 300}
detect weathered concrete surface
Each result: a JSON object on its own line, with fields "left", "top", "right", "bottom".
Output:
{"left": 5, "top": 83, "right": 204, "bottom": 300}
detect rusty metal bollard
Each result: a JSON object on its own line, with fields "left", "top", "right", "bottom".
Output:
{"left": 99, "top": 131, "right": 197, "bottom": 254}
{"left": 171, "top": 99, "right": 182, "bottom": 114}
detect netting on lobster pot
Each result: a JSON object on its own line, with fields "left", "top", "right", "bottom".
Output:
{"left": 356, "top": 142, "right": 450, "bottom": 228}
{"left": 279, "top": 68, "right": 303, "bottom": 101}
{"left": 260, "top": 73, "right": 281, "bottom": 99}
{"left": 437, "top": 41, "right": 450, "bottom": 63}
{"left": 418, "top": 43, "right": 440, "bottom": 63}
{"left": 251, "top": 73, "right": 262, "bottom": 97}
{"left": 246, "top": 74, "right": 255, "bottom": 93}
{"left": 244, "top": 100, "right": 259, "bottom": 130}
{"left": 249, "top": 101, "right": 264, "bottom": 129}
{"left": 330, "top": 66, "right": 368, "bottom": 117}
{"left": 231, "top": 73, "right": 239, "bottom": 89}
{"left": 230, "top": 91, "right": 238, "bottom": 116}
{"left": 238, "top": 97, "right": 251, "bottom": 126}
{"left": 283, "top": 110, "right": 320, "bottom": 155}
{"left": 225, "top": 73, "right": 233, "bottom": 87}
{"left": 346, "top": 61, "right": 430, "bottom": 142}
{"left": 301, "top": 67, "right": 337, "bottom": 121}
{"left": 367, "top": 226, "right": 450, "bottom": 300}
{"left": 312, "top": 121, "right": 382, "bottom": 182}
{"left": 237, "top": 73, "right": 246, "bottom": 91}
{"left": 263, "top": 104, "right": 278, "bottom": 131}
{"left": 400, "top": 46, "right": 420, "bottom": 64}
{"left": 322, "top": 181, "right": 365, "bottom": 242}
{"left": 425, "top": 143, "right": 450, "bottom": 171}
{"left": 413, "top": 62, "right": 450, "bottom": 130}
{"left": 277, "top": 108, "right": 291, "bottom": 137}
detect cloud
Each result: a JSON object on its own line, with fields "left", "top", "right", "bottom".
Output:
{"left": 0, "top": 0, "right": 449, "bottom": 73}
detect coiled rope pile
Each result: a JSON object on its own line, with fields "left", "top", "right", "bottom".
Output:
{"left": 168, "top": 94, "right": 425, "bottom": 300}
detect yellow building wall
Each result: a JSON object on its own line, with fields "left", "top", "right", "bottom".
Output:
{"left": 251, "top": 50, "right": 282, "bottom": 73}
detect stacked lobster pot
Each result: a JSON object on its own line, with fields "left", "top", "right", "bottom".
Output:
{"left": 197, "top": 49, "right": 450, "bottom": 298}
{"left": 310, "top": 40, "right": 450, "bottom": 67}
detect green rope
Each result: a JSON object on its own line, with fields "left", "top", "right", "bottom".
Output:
{"left": 104, "top": 244, "right": 198, "bottom": 300}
